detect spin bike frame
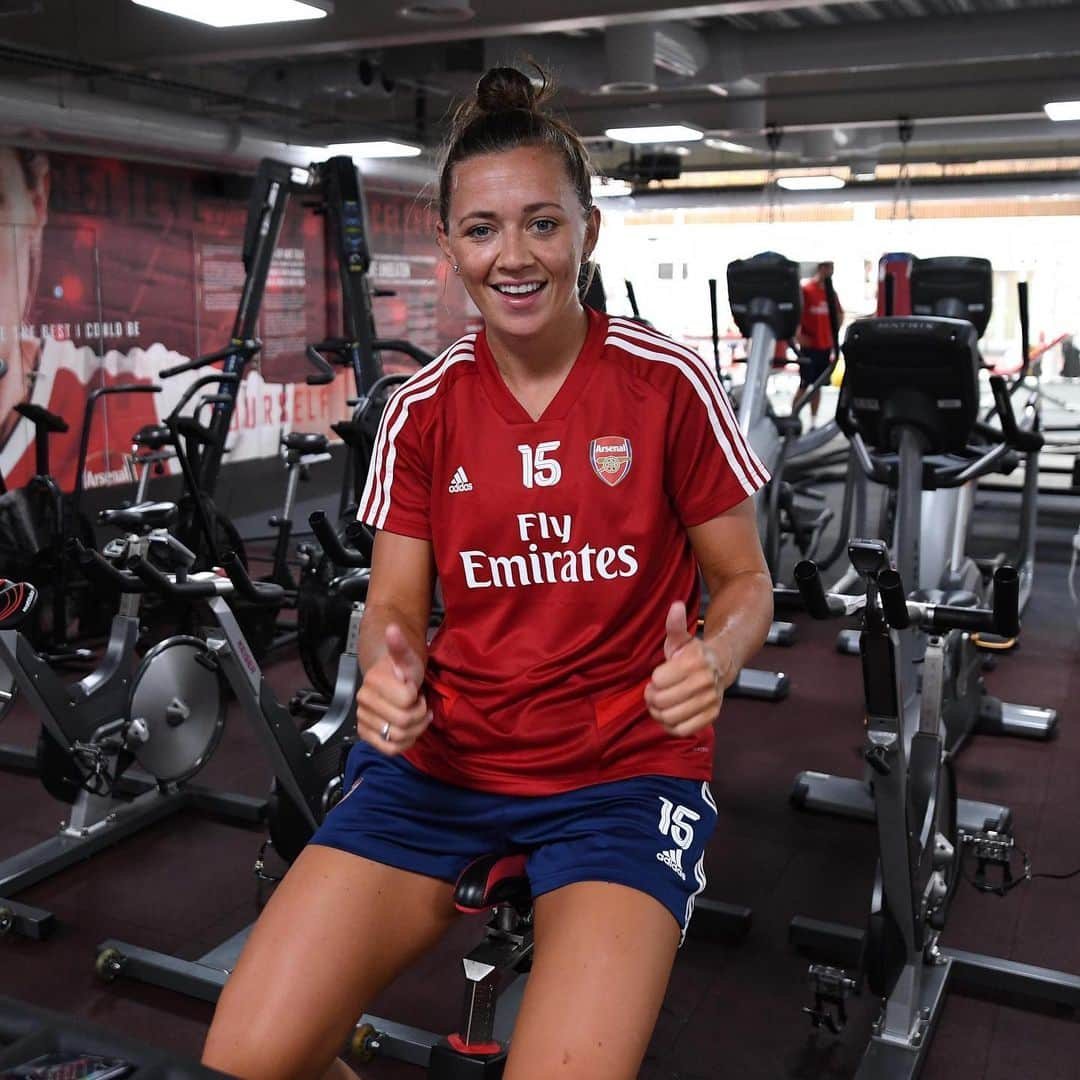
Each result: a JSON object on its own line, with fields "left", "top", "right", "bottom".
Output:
{"left": 790, "top": 544, "right": 1080, "bottom": 1078}
{"left": 0, "top": 528, "right": 263, "bottom": 941}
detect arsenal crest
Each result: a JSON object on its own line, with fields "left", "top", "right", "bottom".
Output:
{"left": 589, "top": 435, "right": 632, "bottom": 487}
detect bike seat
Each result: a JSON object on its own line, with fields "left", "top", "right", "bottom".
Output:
{"left": 453, "top": 853, "right": 532, "bottom": 915}
{"left": 132, "top": 424, "right": 173, "bottom": 450}
{"left": 14, "top": 402, "right": 68, "bottom": 433}
{"left": 0, "top": 579, "right": 38, "bottom": 628}
{"left": 282, "top": 431, "right": 330, "bottom": 455}
{"left": 100, "top": 501, "right": 179, "bottom": 533}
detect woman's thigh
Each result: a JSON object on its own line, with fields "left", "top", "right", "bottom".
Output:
{"left": 202, "top": 843, "right": 457, "bottom": 1080}
{"left": 503, "top": 881, "right": 681, "bottom": 1080}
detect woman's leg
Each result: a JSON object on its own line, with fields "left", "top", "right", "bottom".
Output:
{"left": 502, "top": 881, "right": 681, "bottom": 1080}
{"left": 202, "top": 843, "right": 457, "bottom": 1080}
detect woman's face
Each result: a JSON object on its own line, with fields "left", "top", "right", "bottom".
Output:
{"left": 437, "top": 145, "right": 599, "bottom": 346}
{"left": 0, "top": 147, "right": 48, "bottom": 416}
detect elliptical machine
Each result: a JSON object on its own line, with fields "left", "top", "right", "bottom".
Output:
{"left": 791, "top": 271, "right": 1056, "bottom": 838}
{"left": 724, "top": 252, "right": 840, "bottom": 579}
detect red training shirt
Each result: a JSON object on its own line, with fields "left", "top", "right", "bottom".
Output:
{"left": 799, "top": 279, "right": 835, "bottom": 351}
{"left": 358, "top": 309, "right": 768, "bottom": 796}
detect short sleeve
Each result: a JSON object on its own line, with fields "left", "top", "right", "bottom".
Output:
{"left": 355, "top": 386, "right": 432, "bottom": 540}
{"left": 665, "top": 364, "right": 770, "bottom": 527}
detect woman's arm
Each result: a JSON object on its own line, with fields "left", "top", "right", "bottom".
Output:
{"left": 355, "top": 529, "right": 437, "bottom": 755}
{"left": 358, "top": 529, "right": 436, "bottom": 672}
{"left": 691, "top": 497, "right": 774, "bottom": 687}
{"left": 644, "top": 498, "right": 773, "bottom": 737}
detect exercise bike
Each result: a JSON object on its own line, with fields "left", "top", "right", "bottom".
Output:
{"left": 790, "top": 539, "right": 1079, "bottom": 1076}
{"left": 0, "top": 503, "right": 264, "bottom": 940}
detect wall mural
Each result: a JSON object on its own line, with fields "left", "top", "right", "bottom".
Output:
{"left": 0, "top": 147, "right": 476, "bottom": 493}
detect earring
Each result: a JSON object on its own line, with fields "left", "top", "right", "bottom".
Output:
{"left": 452, "top": 263, "right": 460, "bottom": 273}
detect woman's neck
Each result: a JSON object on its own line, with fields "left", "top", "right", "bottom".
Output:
{"left": 486, "top": 303, "right": 590, "bottom": 385}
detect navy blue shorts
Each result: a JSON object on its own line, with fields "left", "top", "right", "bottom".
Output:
{"left": 798, "top": 346, "right": 833, "bottom": 387}
{"left": 310, "top": 743, "right": 718, "bottom": 941}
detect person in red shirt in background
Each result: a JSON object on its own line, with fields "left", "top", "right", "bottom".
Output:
{"left": 794, "top": 260, "right": 843, "bottom": 425}
{"left": 203, "top": 64, "right": 773, "bottom": 1080}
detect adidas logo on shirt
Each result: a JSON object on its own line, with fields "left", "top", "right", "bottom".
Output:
{"left": 656, "top": 848, "right": 686, "bottom": 882}
{"left": 448, "top": 466, "right": 473, "bottom": 493}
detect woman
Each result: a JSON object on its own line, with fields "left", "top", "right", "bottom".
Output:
{"left": 0, "top": 146, "right": 49, "bottom": 452}
{"left": 203, "top": 66, "right": 773, "bottom": 1080}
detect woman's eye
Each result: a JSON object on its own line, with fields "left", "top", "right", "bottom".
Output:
{"left": 532, "top": 219, "right": 557, "bottom": 233}
{"left": 467, "top": 224, "right": 492, "bottom": 239}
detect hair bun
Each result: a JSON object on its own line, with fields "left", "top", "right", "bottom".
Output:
{"left": 475, "top": 66, "right": 543, "bottom": 114}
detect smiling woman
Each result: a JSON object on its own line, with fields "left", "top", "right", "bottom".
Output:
{"left": 434, "top": 67, "right": 601, "bottom": 418}
{"left": 201, "top": 62, "right": 774, "bottom": 1080}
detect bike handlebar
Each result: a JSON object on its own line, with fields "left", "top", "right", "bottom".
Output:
{"left": 160, "top": 341, "right": 259, "bottom": 379}
{"left": 794, "top": 558, "right": 1019, "bottom": 639}
{"left": 69, "top": 540, "right": 148, "bottom": 595}
{"left": 128, "top": 555, "right": 219, "bottom": 598}
{"left": 220, "top": 551, "right": 285, "bottom": 605}
{"left": 309, "top": 510, "right": 370, "bottom": 567}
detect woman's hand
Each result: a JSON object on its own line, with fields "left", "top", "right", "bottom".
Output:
{"left": 644, "top": 602, "right": 733, "bottom": 738}
{"left": 355, "top": 624, "right": 432, "bottom": 757}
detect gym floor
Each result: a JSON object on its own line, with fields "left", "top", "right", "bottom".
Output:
{"left": 0, "top": 546, "right": 1077, "bottom": 1078}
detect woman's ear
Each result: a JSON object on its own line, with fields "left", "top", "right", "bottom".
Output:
{"left": 583, "top": 204, "right": 601, "bottom": 261}
{"left": 436, "top": 220, "right": 454, "bottom": 267}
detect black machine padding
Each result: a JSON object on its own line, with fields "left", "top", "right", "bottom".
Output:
{"left": 727, "top": 251, "right": 802, "bottom": 340}
{"left": 910, "top": 256, "right": 992, "bottom": 337}
{"left": 837, "top": 316, "right": 981, "bottom": 453}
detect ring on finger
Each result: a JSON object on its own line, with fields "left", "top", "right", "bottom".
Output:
{"left": 380, "top": 720, "right": 392, "bottom": 742}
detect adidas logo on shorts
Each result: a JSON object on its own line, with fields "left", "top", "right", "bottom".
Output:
{"left": 448, "top": 466, "right": 473, "bottom": 493}
{"left": 656, "top": 848, "right": 686, "bottom": 882}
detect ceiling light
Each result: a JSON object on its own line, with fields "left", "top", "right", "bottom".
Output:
{"left": 319, "top": 141, "right": 422, "bottom": 159}
{"left": 591, "top": 176, "right": 633, "bottom": 198}
{"left": 398, "top": 0, "right": 473, "bottom": 20}
{"left": 706, "top": 84, "right": 729, "bottom": 97}
{"left": 604, "top": 124, "right": 703, "bottom": 145}
{"left": 1044, "top": 100, "right": 1080, "bottom": 121}
{"left": 704, "top": 137, "right": 755, "bottom": 154}
{"left": 132, "top": 0, "right": 331, "bottom": 27}
{"left": 776, "top": 175, "right": 846, "bottom": 191}
{"left": 852, "top": 171, "right": 877, "bottom": 182}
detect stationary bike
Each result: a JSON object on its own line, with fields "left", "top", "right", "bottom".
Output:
{"left": 0, "top": 502, "right": 263, "bottom": 940}
{"left": 785, "top": 312, "right": 1076, "bottom": 1076}
{"left": 790, "top": 540, "right": 1079, "bottom": 1076}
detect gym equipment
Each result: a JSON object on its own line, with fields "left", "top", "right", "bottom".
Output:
{"left": 291, "top": 153, "right": 435, "bottom": 694}
{"left": 789, "top": 540, "right": 1079, "bottom": 1077}
{"left": 96, "top": 515, "right": 752, "bottom": 1073}
{"left": 830, "top": 259, "right": 1042, "bottom": 627}
{"left": 94, "top": 512, "right": 366, "bottom": 995}
{"left": 790, "top": 313, "right": 1056, "bottom": 839}
{"left": 0, "top": 384, "right": 160, "bottom": 662}
{"left": 145, "top": 158, "right": 340, "bottom": 575}
{"left": 725, "top": 252, "right": 841, "bottom": 577}
{"left": 0, "top": 504, "right": 264, "bottom": 940}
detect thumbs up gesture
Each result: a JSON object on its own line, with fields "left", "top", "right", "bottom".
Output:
{"left": 645, "top": 601, "right": 733, "bottom": 738}
{"left": 355, "top": 623, "right": 432, "bottom": 757}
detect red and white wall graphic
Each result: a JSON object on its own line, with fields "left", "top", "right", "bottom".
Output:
{"left": 0, "top": 147, "right": 477, "bottom": 492}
